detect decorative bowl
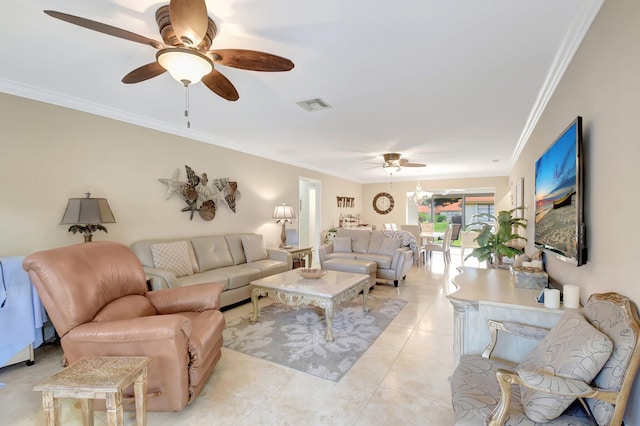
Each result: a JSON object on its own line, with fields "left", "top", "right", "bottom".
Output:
{"left": 296, "top": 268, "right": 327, "bottom": 279}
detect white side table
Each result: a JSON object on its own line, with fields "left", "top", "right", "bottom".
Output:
{"left": 282, "top": 246, "right": 313, "bottom": 268}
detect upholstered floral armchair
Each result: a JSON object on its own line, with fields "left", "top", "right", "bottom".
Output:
{"left": 451, "top": 292, "right": 640, "bottom": 425}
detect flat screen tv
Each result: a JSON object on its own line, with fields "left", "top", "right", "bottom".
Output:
{"left": 534, "top": 116, "right": 587, "bottom": 266}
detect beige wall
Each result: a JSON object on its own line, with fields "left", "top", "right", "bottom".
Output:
{"left": 0, "top": 92, "right": 509, "bottom": 255}
{"left": 510, "top": 0, "right": 640, "bottom": 421}
{"left": 0, "top": 93, "right": 363, "bottom": 255}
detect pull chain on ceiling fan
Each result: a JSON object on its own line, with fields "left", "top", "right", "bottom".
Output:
{"left": 44, "top": 0, "right": 294, "bottom": 125}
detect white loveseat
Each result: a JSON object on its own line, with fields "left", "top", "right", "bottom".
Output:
{"left": 319, "top": 228, "right": 413, "bottom": 287}
{"left": 131, "top": 233, "right": 291, "bottom": 308}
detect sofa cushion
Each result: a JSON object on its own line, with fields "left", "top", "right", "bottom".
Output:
{"left": 247, "top": 259, "right": 290, "bottom": 276}
{"left": 214, "top": 265, "right": 263, "bottom": 290}
{"left": 225, "top": 233, "right": 250, "bottom": 265}
{"left": 177, "top": 269, "right": 230, "bottom": 291}
{"left": 517, "top": 309, "right": 613, "bottom": 422}
{"left": 367, "top": 230, "right": 385, "bottom": 254}
{"left": 356, "top": 253, "right": 392, "bottom": 269}
{"left": 325, "top": 252, "right": 358, "bottom": 261}
{"left": 131, "top": 238, "right": 199, "bottom": 273}
{"left": 151, "top": 241, "right": 194, "bottom": 277}
{"left": 191, "top": 236, "right": 234, "bottom": 271}
{"left": 333, "top": 237, "right": 352, "bottom": 253}
{"left": 336, "top": 229, "right": 371, "bottom": 253}
{"left": 378, "top": 238, "right": 402, "bottom": 256}
{"left": 241, "top": 234, "right": 268, "bottom": 262}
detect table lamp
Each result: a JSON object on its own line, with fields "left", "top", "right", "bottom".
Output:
{"left": 272, "top": 203, "right": 296, "bottom": 248}
{"left": 60, "top": 192, "right": 116, "bottom": 242}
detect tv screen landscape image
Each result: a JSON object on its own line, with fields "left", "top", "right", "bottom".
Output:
{"left": 534, "top": 116, "right": 586, "bottom": 266}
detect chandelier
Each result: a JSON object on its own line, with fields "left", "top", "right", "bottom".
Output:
{"left": 408, "top": 181, "right": 432, "bottom": 205}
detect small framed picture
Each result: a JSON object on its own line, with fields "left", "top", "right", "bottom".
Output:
{"left": 515, "top": 178, "right": 524, "bottom": 218}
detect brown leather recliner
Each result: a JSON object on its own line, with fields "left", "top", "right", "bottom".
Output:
{"left": 23, "top": 241, "right": 225, "bottom": 411}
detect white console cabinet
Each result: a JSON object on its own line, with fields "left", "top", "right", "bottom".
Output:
{"left": 447, "top": 267, "right": 565, "bottom": 366}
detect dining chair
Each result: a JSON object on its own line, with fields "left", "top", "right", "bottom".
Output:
{"left": 424, "top": 224, "right": 453, "bottom": 264}
{"left": 419, "top": 222, "right": 435, "bottom": 245}
{"left": 460, "top": 230, "right": 480, "bottom": 264}
{"left": 450, "top": 223, "right": 462, "bottom": 243}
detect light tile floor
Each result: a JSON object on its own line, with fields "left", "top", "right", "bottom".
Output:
{"left": 0, "top": 248, "right": 481, "bottom": 425}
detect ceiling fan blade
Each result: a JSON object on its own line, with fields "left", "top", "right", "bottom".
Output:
{"left": 44, "top": 10, "right": 165, "bottom": 49}
{"left": 202, "top": 69, "right": 239, "bottom": 101}
{"left": 209, "top": 49, "right": 294, "bottom": 72}
{"left": 122, "top": 62, "right": 167, "bottom": 84}
{"left": 399, "top": 158, "right": 426, "bottom": 167}
{"left": 169, "top": 0, "right": 209, "bottom": 47}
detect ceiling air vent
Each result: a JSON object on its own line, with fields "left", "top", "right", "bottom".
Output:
{"left": 296, "top": 97, "right": 332, "bottom": 112}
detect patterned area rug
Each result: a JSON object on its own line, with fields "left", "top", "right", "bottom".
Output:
{"left": 223, "top": 296, "right": 407, "bottom": 381}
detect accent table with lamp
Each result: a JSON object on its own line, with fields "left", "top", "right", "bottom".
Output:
{"left": 282, "top": 246, "right": 313, "bottom": 269}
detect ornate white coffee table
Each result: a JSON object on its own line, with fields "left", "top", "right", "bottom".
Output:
{"left": 250, "top": 269, "right": 370, "bottom": 342}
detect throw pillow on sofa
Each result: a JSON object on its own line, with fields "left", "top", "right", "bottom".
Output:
{"left": 333, "top": 237, "right": 352, "bottom": 253}
{"left": 516, "top": 309, "right": 613, "bottom": 422}
{"left": 150, "top": 241, "right": 193, "bottom": 277}
{"left": 378, "top": 238, "right": 403, "bottom": 256}
{"left": 241, "top": 234, "right": 268, "bottom": 262}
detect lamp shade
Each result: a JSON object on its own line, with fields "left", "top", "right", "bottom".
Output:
{"left": 272, "top": 204, "right": 296, "bottom": 221}
{"left": 61, "top": 194, "right": 116, "bottom": 225}
{"left": 156, "top": 48, "right": 213, "bottom": 85}
{"left": 383, "top": 163, "right": 401, "bottom": 174}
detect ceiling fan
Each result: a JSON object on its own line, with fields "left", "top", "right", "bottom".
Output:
{"left": 367, "top": 153, "right": 427, "bottom": 174}
{"left": 43, "top": 0, "right": 294, "bottom": 102}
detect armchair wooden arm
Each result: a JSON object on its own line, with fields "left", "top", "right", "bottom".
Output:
{"left": 482, "top": 319, "right": 551, "bottom": 359}
{"left": 487, "top": 368, "right": 619, "bottom": 426}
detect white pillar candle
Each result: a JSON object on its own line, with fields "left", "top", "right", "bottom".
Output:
{"left": 544, "top": 288, "right": 560, "bottom": 309}
{"left": 563, "top": 285, "right": 580, "bottom": 309}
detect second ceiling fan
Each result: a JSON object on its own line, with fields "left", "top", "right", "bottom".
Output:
{"left": 44, "top": 0, "right": 294, "bottom": 102}
{"left": 376, "top": 153, "right": 426, "bottom": 174}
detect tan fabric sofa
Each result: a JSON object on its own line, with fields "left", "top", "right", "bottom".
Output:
{"left": 131, "top": 233, "right": 292, "bottom": 308}
{"left": 319, "top": 228, "right": 414, "bottom": 287}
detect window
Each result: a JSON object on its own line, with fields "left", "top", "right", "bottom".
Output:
{"left": 408, "top": 191, "right": 495, "bottom": 243}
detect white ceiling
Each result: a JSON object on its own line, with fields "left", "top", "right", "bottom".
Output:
{"left": 1, "top": 1, "right": 602, "bottom": 183}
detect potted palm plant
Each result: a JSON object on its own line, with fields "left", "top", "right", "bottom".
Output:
{"left": 465, "top": 208, "right": 527, "bottom": 268}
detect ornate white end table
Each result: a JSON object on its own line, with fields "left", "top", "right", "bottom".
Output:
{"left": 281, "top": 245, "right": 313, "bottom": 268}
{"left": 250, "top": 269, "right": 370, "bottom": 342}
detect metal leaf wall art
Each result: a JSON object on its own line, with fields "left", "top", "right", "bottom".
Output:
{"left": 159, "top": 165, "right": 240, "bottom": 221}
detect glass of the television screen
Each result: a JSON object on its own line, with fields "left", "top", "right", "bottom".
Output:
{"left": 534, "top": 116, "right": 587, "bottom": 266}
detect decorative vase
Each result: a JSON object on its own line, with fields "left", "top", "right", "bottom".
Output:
{"left": 487, "top": 253, "right": 507, "bottom": 269}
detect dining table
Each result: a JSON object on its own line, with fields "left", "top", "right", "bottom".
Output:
{"left": 419, "top": 231, "right": 444, "bottom": 245}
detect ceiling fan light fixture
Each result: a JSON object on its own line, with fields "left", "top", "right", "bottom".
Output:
{"left": 157, "top": 48, "right": 213, "bottom": 85}
{"left": 383, "top": 163, "right": 401, "bottom": 174}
